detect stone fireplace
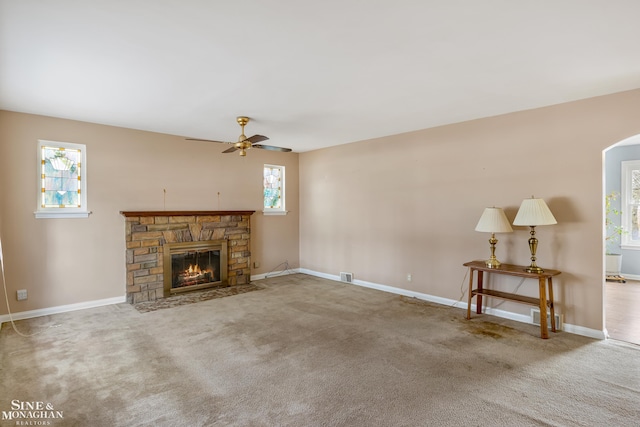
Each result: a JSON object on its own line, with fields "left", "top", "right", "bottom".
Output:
{"left": 120, "top": 211, "right": 254, "bottom": 303}
{"left": 164, "top": 239, "right": 227, "bottom": 297}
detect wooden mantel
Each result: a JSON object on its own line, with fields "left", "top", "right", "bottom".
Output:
{"left": 120, "top": 210, "right": 255, "bottom": 217}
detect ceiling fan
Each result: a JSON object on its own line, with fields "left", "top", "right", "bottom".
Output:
{"left": 186, "top": 116, "right": 292, "bottom": 157}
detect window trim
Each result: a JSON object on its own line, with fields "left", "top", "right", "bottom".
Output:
{"left": 263, "top": 164, "right": 287, "bottom": 215}
{"left": 35, "top": 139, "right": 90, "bottom": 219}
{"left": 621, "top": 159, "right": 640, "bottom": 250}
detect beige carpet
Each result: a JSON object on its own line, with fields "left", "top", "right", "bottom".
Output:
{"left": 1, "top": 273, "right": 638, "bottom": 426}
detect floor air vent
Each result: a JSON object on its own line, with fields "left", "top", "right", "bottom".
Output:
{"left": 531, "top": 308, "right": 562, "bottom": 330}
{"left": 340, "top": 272, "right": 353, "bottom": 283}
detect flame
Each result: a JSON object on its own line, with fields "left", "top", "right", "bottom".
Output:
{"left": 185, "top": 264, "right": 201, "bottom": 275}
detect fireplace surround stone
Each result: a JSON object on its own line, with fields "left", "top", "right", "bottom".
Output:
{"left": 120, "top": 211, "right": 254, "bottom": 303}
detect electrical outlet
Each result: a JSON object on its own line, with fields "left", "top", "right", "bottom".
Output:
{"left": 253, "top": 261, "right": 260, "bottom": 268}
{"left": 407, "top": 274, "right": 412, "bottom": 282}
{"left": 16, "top": 289, "right": 27, "bottom": 301}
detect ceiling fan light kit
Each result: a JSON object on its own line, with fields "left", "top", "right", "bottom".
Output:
{"left": 186, "top": 116, "right": 292, "bottom": 156}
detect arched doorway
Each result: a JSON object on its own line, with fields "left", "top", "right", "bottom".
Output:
{"left": 603, "top": 134, "right": 640, "bottom": 344}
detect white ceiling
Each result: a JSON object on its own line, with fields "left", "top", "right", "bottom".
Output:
{"left": 2, "top": 1, "right": 640, "bottom": 153}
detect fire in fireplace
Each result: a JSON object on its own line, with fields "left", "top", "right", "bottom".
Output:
{"left": 163, "top": 240, "right": 228, "bottom": 297}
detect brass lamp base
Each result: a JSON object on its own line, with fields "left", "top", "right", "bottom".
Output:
{"left": 484, "top": 257, "right": 501, "bottom": 268}
{"left": 524, "top": 226, "right": 544, "bottom": 273}
{"left": 484, "top": 233, "right": 501, "bottom": 268}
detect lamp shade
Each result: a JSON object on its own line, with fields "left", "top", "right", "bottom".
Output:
{"left": 475, "top": 207, "right": 513, "bottom": 233}
{"left": 512, "top": 198, "right": 557, "bottom": 226}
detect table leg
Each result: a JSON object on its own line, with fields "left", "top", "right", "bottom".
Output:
{"left": 538, "top": 277, "right": 549, "bottom": 339}
{"left": 466, "top": 268, "right": 473, "bottom": 320}
{"left": 476, "top": 271, "right": 484, "bottom": 314}
{"left": 547, "top": 277, "right": 556, "bottom": 333}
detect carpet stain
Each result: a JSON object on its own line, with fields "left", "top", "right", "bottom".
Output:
{"left": 470, "top": 327, "right": 503, "bottom": 339}
{"left": 465, "top": 320, "right": 517, "bottom": 339}
{"left": 399, "top": 296, "right": 511, "bottom": 336}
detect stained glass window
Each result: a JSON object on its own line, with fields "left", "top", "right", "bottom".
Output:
{"left": 36, "top": 140, "right": 88, "bottom": 218}
{"left": 263, "top": 164, "right": 285, "bottom": 214}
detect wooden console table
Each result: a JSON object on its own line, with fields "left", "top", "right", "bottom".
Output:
{"left": 463, "top": 261, "right": 561, "bottom": 339}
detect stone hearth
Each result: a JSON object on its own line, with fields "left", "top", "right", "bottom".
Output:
{"left": 120, "top": 211, "right": 254, "bottom": 303}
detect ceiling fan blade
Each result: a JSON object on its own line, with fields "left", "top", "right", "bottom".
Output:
{"left": 186, "top": 138, "right": 228, "bottom": 144}
{"left": 222, "top": 146, "right": 238, "bottom": 153}
{"left": 245, "top": 134, "right": 269, "bottom": 144}
{"left": 252, "top": 144, "right": 292, "bottom": 152}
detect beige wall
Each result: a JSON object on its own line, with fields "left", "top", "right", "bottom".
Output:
{"left": 3, "top": 89, "right": 640, "bottom": 334}
{"left": 299, "top": 89, "right": 640, "bottom": 333}
{"left": 0, "top": 111, "right": 300, "bottom": 314}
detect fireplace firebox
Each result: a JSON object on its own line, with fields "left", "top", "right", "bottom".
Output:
{"left": 163, "top": 240, "right": 228, "bottom": 297}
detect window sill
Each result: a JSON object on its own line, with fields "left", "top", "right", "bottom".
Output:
{"left": 262, "top": 210, "right": 288, "bottom": 216}
{"left": 35, "top": 211, "right": 91, "bottom": 219}
{"left": 621, "top": 244, "right": 640, "bottom": 251}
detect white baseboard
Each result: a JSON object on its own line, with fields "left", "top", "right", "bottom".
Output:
{"left": 298, "top": 268, "right": 606, "bottom": 340}
{"left": 0, "top": 296, "right": 126, "bottom": 326}
{"left": 251, "top": 268, "right": 301, "bottom": 281}
{"left": 621, "top": 273, "right": 640, "bottom": 281}
{"left": 562, "top": 323, "right": 606, "bottom": 339}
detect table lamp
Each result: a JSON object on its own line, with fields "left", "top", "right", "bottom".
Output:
{"left": 512, "top": 197, "right": 557, "bottom": 273}
{"left": 475, "top": 207, "right": 513, "bottom": 268}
